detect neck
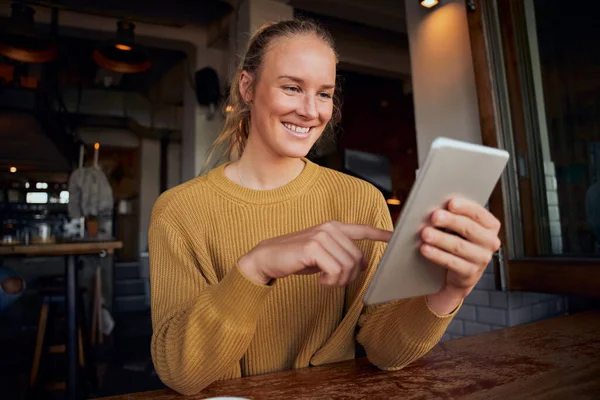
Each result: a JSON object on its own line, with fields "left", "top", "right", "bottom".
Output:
{"left": 235, "top": 137, "right": 306, "bottom": 190}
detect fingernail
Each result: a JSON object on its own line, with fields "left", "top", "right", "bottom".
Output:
{"left": 436, "top": 211, "right": 446, "bottom": 223}
{"left": 452, "top": 198, "right": 462, "bottom": 208}
{"left": 423, "top": 228, "right": 433, "bottom": 241}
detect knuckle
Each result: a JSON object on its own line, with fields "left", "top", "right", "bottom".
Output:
{"left": 494, "top": 219, "right": 502, "bottom": 231}
{"left": 320, "top": 220, "right": 336, "bottom": 231}
{"left": 330, "top": 264, "right": 342, "bottom": 276}
{"left": 452, "top": 239, "right": 465, "bottom": 255}
{"left": 444, "top": 256, "right": 456, "bottom": 271}
{"left": 494, "top": 238, "right": 502, "bottom": 251}
{"left": 305, "top": 239, "right": 321, "bottom": 253}
{"left": 314, "top": 230, "right": 330, "bottom": 242}
{"left": 462, "top": 223, "right": 474, "bottom": 239}
{"left": 340, "top": 257, "right": 353, "bottom": 270}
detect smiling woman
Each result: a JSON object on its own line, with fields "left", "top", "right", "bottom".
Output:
{"left": 147, "top": 18, "right": 502, "bottom": 396}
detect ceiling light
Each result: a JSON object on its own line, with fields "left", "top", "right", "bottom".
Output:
{"left": 387, "top": 192, "right": 401, "bottom": 206}
{"left": 93, "top": 21, "right": 151, "bottom": 74}
{"left": 0, "top": 3, "right": 57, "bottom": 63}
{"left": 9, "top": 166, "right": 17, "bottom": 173}
{"left": 421, "top": 0, "right": 439, "bottom": 8}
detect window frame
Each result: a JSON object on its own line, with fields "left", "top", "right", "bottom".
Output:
{"left": 466, "top": 0, "right": 600, "bottom": 298}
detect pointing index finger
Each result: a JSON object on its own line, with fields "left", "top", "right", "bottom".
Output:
{"left": 338, "top": 223, "right": 392, "bottom": 242}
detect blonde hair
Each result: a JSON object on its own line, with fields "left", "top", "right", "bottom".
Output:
{"left": 200, "top": 19, "right": 341, "bottom": 175}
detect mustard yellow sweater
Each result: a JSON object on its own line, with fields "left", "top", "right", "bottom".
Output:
{"left": 148, "top": 159, "right": 457, "bottom": 395}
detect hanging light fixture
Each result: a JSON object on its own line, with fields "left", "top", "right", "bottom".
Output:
{"left": 93, "top": 21, "right": 151, "bottom": 74}
{"left": 0, "top": 3, "right": 57, "bottom": 63}
{"left": 420, "top": 0, "right": 439, "bottom": 8}
{"left": 386, "top": 191, "right": 401, "bottom": 206}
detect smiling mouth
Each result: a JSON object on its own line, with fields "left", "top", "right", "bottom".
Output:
{"left": 282, "top": 122, "right": 314, "bottom": 137}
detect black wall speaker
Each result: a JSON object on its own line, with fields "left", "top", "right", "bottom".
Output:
{"left": 194, "top": 67, "right": 221, "bottom": 106}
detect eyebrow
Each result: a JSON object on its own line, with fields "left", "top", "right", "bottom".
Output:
{"left": 278, "top": 75, "right": 335, "bottom": 90}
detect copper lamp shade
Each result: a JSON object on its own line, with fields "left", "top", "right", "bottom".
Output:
{"left": 93, "top": 21, "right": 151, "bottom": 74}
{"left": 0, "top": 3, "right": 57, "bottom": 63}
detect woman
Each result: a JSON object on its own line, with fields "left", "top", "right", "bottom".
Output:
{"left": 149, "top": 19, "right": 501, "bottom": 395}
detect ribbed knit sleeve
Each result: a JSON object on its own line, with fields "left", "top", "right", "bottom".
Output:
{"left": 148, "top": 215, "right": 273, "bottom": 395}
{"left": 355, "top": 196, "right": 459, "bottom": 371}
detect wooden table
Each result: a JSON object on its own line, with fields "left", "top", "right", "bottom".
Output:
{"left": 1, "top": 241, "right": 122, "bottom": 400}
{"left": 101, "top": 310, "right": 600, "bottom": 399}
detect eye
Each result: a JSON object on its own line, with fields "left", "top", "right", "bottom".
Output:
{"left": 283, "top": 86, "right": 300, "bottom": 93}
{"left": 319, "top": 92, "right": 333, "bottom": 100}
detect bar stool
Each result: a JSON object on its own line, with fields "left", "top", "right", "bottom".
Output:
{"left": 29, "top": 275, "right": 96, "bottom": 396}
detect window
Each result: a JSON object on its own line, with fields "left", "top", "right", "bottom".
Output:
{"left": 468, "top": 0, "right": 600, "bottom": 296}
{"left": 26, "top": 192, "right": 48, "bottom": 204}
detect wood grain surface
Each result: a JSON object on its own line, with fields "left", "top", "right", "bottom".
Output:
{"left": 100, "top": 310, "right": 600, "bottom": 399}
{"left": 0, "top": 241, "right": 123, "bottom": 256}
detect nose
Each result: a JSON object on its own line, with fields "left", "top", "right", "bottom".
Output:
{"left": 298, "top": 94, "right": 318, "bottom": 120}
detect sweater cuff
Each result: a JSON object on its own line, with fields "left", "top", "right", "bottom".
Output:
{"left": 404, "top": 296, "right": 461, "bottom": 341}
{"left": 210, "top": 264, "right": 274, "bottom": 326}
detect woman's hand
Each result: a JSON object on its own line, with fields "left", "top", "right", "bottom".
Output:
{"left": 421, "top": 197, "right": 502, "bottom": 315}
{"left": 238, "top": 221, "right": 392, "bottom": 286}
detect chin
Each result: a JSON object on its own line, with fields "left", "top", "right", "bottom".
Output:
{"left": 276, "top": 142, "right": 314, "bottom": 159}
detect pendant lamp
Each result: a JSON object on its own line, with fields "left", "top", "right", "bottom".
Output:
{"left": 93, "top": 21, "right": 151, "bottom": 74}
{"left": 0, "top": 3, "right": 57, "bottom": 63}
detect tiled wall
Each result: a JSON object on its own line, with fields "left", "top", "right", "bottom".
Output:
{"left": 545, "top": 161, "right": 563, "bottom": 254}
{"left": 441, "top": 262, "right": 568, "bottom": 341}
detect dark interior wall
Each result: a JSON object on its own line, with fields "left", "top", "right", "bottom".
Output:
{"left": 336, "top": 70, "right": 418, "bottom": 219}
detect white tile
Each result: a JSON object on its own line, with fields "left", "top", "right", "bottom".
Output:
{"left": 490, "top": 291, "right": 508, "bottom": 308}
{"left": 457, "top": 304, "right": 477, "bottom": 321}
{"left": 464, "top": 321, "right": 492, "bottom": 336}
{"left": 544, "top": 161, "right": 555, "bottom": 176}
{"left": 545, "top": 176, "right": 557, "bottom": 190}
{"left": 510, "top": 306, "right": 533, "bottom": 326}
{"left": 522, "top": 292, "right": 541, "bottom": 305}
{"left": 532, "top": 302, "right": 550, "bottom": 321}
{"left": 447, "top": 319, "right": 464, "bottom": 335}
{"left": 465, "top": 289, "right": 490, "bottom": 306}
{"left": 556, "top": 297, "right": 565, "bottom": 313}
{"left": 548, "top": 206, "right": 560, "bottom": 221}
{"left": 476, "top": 275, "right": 496, "bottom": 290}
{"left": 549, "top": 221, "right": 562, "bottom": 236}
{"left": 477, "top": 306, "right": 508, "bottom": 326}
{"left": 546, "top": 190, "right": 559, "bottom": 205}
{"left": 508, "top": 292, "right": 522, "bottom": 308}
{"left": 551, "top": 236, "right": 563, "bottom": 253}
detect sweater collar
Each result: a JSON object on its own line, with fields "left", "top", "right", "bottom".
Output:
{"left": 207, "top": 158, "right": 321, "bottom": 205}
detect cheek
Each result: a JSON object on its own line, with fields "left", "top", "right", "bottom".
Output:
{"left": 259, "top": 89, "right": 296, "bottom": 119}
{"left": 318, "top": 102, "right": 334, "bottom": 124}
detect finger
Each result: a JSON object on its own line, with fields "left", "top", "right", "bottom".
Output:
{"left": 312, "top": 230, "right": 357, "bottom": 286}
{"left": 421, "top": 227, "right": 491, "bottom": 267}
{"left": 319, "top": 222, "right": 364, "bottom": 265}
{"left": 349, "top": 262, "right": 362, "bottom": 283}
{"left": 431, "top": 210, "right": 501, "bottom": 252}
{"left": 306, "top": 241, "right": 342, "bottom": 286}
{"left": 337, "top": 223, "right": 393, "bottom": 242}
{"left": 420, "top": 243, "right": 478, "bottom": 282}
{"left": 447, "top": 198, "right": 501, "bottom": 233}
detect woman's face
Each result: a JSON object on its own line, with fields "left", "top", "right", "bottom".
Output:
{"left": 240, "top": 34, "right": 336, "bottom": 159}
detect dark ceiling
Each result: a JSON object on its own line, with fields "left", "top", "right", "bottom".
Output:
{"left": 20, "top": 0, "right": 233, "bottom": 27}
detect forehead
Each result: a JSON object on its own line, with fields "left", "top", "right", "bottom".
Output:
{"left": 261, "top": 34, "right": 336, "bottom": 84}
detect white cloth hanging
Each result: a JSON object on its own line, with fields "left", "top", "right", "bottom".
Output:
{"left": 67, "top": 167, "right": 114, "bottom": 219}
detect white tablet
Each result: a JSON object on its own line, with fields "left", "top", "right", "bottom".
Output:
{"left": 363, "top": 137, "right": 510, "bottom": 306}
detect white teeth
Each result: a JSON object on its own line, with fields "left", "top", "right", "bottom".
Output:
{"left": 283, "top": 123, "right": 310, "bottom": 134}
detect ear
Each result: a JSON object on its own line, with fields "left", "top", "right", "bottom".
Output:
{"left": 239, "top": 71, "right": 254, "bottom": 102}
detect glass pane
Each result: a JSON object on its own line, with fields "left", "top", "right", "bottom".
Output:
{"left": 517, "top": 0, "right": 600, "bottom": 256}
